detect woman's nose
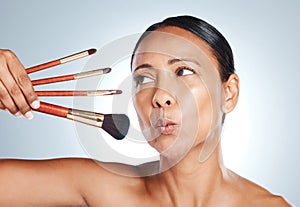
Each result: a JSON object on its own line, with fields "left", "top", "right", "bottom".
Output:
{"left": 152, "top": 88, "right": 175, "bottom": 108}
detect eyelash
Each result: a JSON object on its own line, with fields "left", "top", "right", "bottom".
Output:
{"left": 175, "top": 66, "right": 195, "bottom": 76}
{"left": 134, "top": 75, "right": 153, "bottom": 87}
{"left": 134, "top": 66, "right": 195, "bottom": 87}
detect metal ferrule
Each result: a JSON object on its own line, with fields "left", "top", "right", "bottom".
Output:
{"left": 66, "top": 109, "right": 104, "bottom": 128}
{"left": 74, "top": 68, "right": 111, "bottom": 80}
{"left": 60, "top": 51, "right": 89, "bottom": 64}
{"left": 86, "top": 90, "right": 121, "bottom": 96}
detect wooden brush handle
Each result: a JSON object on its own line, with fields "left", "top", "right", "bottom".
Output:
{"left": 32, "top": 74, "right": 75, "bottom": 86}
{"left": 35, "top": 90, "right": 121, "bottom": 97}
{"left": 26, "top": 60, "right": 61, "bottom": 74}
{"left": 36, "top": 91, "right": 86, "bottom": 96}
{"left": 34, "top": 101, "right": 69, "bottom": 118}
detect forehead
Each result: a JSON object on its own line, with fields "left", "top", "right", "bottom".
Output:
{"left": 133, "top": 26, "right": 218, "bottom": 69}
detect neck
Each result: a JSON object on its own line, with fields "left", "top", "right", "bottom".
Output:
{"left": 150, "top": 143, "right": 228, "bottom": 206}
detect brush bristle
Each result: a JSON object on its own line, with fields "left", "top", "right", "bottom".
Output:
{"left": 88, "top": 48, "right": 97, "bottom": 55}
{"left": 103, "top": 68, "right": 112, "bottom": 74}
{"left": 102, "top": 114, "right": 130, "bottom": 140}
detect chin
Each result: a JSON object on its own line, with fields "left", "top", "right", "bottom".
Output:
{"left": 149, "top": 134, "right": 178, "bottom": 153}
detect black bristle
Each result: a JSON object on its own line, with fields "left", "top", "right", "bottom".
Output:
{"left": 102, "top": 114, "right": 130, "bottom": 140}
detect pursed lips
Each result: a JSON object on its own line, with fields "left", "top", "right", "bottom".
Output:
{"left": 154, "top": 119, "right": 177, "bottom": 135}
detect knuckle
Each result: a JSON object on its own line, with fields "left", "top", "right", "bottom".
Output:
{"left": 2, "top": 49, "right": 15, "bottom": 60}
{"left": 17, "top": 73, "right": 30, "bottom": 88}
{"left": 8, "top": 84, "right": 21, "bottom": 96}
{"left": 0, "top": 49, "right": 16, "bottom": 67}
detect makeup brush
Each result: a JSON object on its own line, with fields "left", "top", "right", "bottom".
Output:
{"left": 26, "top": 48, "right": 97, "bottom": 74}
{"left": 31, "top": 68, "right": 111, "bottom": 86}
{"left": 35, "top": 90, "right": 122, "bottom": 96}
{"left": 33, "top": 101, "right": 129, "bottom": 140}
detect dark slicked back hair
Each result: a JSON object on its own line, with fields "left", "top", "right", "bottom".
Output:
{"left": 131, "top": 15, "right": 235, "bottom": 82}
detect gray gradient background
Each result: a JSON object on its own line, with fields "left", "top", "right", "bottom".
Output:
{"left": 0, "top": 0, "right": 299, "bottom": 205}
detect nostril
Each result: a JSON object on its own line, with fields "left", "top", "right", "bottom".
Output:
{"left": 156, "top": 102, "right": 162, "bottom": 108}
{"left": 166, "top": 100, "right": 171, "bottom": 105}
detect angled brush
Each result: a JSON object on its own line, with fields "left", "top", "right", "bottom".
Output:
{"left": 33, "top": 101, "right": 129, "bottom": 140}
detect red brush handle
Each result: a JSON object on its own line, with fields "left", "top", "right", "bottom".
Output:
{"left": 26, "top": 60, "right": 61, "bottom": 74}
{"left": 36, "top": 91, "right": 87, "bottom": 96}
{"left": 31, "top": 74, "right": 75, "bottom": 86}
{"left": 34, "top": 101, "right": 69, "bottom": 118}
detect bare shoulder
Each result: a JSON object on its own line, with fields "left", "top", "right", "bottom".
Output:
{"left": 250, "top": 191, "right": 293, "bottom": 207}
{"left": 260, "top": 195, "right": 294, "bottom": 207}
{"left": 53, "top": 157, "right": 146, "bottom": 187}
{"left": 0, "top": 158, "right": 147, "bottom": 206}
{"left": 0, "top": 157, "right": 136, "bottom": 185}
{"left": 226, "top": 170, "right": 293, "bottom": 207}
{"left": 66, "top": 158, "right": 148, "bottom": 206}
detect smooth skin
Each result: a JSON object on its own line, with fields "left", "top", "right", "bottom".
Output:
{"left": 0, "top": 27, "right": 292, "bottom": 207}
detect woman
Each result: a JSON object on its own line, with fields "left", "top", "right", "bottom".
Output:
{"left": 0, "top": 15, "right": 292, "bottom": 206}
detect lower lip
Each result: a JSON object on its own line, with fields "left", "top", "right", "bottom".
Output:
{"left": 160, "top": 125, "right": 176, "bottom": 135}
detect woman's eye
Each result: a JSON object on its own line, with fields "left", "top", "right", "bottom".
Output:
{"left": 135, "top": 75, "right": 154, "bottom": 86}
{"left": 176, "top": 67, "right": 195, "bottom": 76}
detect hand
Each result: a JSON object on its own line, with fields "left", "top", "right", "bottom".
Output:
{"left": 0, "top": 49, "right": 40, "bottom": 119}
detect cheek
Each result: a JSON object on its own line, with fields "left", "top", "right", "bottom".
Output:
{"left": 194, "top": 88, "right": 212, "bottom": 128}
{"left": 186, "top": 76, "right": 212, "bottom": 113}
{"left": 186, "top": 77, "right": 213, "bottom": 135}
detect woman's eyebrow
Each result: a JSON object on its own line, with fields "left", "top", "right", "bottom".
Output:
{"left": 134, "top": 63, "right": 153, "bottom": 72}
{"left": 133, "top": 58, "right": 201, "bottom": 72}
{"left": 168, "top": 58, "right": 201, "bottom": 66}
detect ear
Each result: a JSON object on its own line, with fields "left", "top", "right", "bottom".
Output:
{"left": 222, "top": 74, "right": 239, "bottom": 114}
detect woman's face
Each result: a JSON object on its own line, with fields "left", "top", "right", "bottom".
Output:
{"left": 132, "top": 26, "right": 224, "bottom": 158}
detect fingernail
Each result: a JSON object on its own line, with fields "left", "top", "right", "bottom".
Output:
{"left": 24, "top": 111, "right": 34, "bottom": 120}
{"left": 14, "top": 111, "right": 23, "bottom": 118}
{"left": 31, "top": 100, "right": 40, "bottom": 109}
